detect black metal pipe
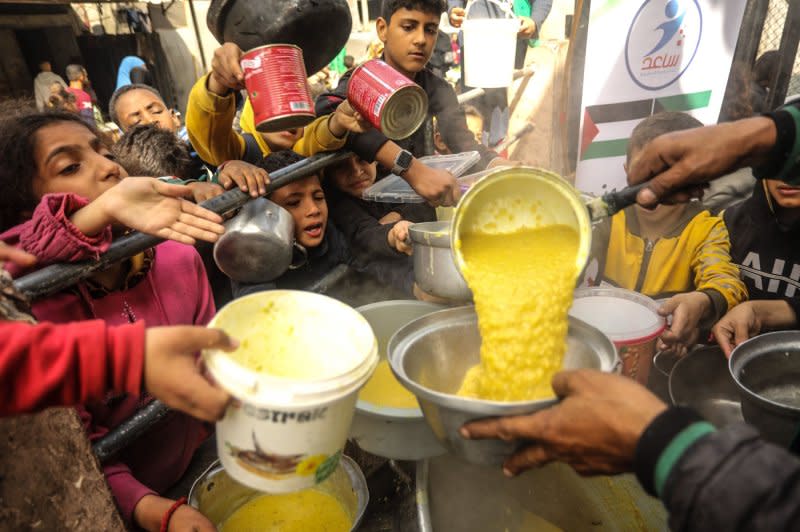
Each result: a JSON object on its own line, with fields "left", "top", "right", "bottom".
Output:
{"left": 93, "top": 400, "right": 172, "bottom": 463}
{"left": 766, "top": 2, "right": 800, "bottom": 111}
{"left": 14, "top": 150, "right": 352, "bottom": 300}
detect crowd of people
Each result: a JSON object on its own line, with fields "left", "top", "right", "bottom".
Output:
{"left": 3, "top": 0, "right": 800, "bottom": 530}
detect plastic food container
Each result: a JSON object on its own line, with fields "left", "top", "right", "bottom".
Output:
{"left": 203, "top": 290, "right": 378, "bottom": 492}
{"left": 569, "top": 287, "right": 665, "bottom": 385}
{"left": 362, "top": 152, "right": 481, "bottom": 203}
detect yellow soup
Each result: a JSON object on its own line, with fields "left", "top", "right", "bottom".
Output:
{"left": 457, "top": 225, "right": 578, "bottom": 402}
{"left": 220, "top": 489, "right": 351, "bottom": 532}
{"left": 359, "top": 359, "right": 418, "bottom": 409}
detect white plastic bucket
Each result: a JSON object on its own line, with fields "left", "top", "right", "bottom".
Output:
{"left": 462, "top": 0, "right": 519, "bottom": 88}
{"left": 203, "top": 290, "right": 378, "bottom": 493}
{"left": 569, "top": 288, "right": 665, "bottom": 385}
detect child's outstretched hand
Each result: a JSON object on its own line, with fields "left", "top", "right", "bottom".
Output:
{"left": 217, "top": 160, "right": 270, "bottom": 197}
{"left": 187, "top": 181, "right": 226, "bottom": 203}
{"left": 78, "top": 178, "right": 226, "bottom": 245}
{"left": 387, "top": 220, "right": 413, "bottom": 255}
{"left": 328, "top": 99, "right": 371, "bottom": 137}
{"left": 209, "top": 42, "right": 245, "bottom": 95}
{"left": 143, "top": 326, "right": 235, "bottom": 422}
{"left": 133, "top": 494, "right": 216, "bottom": 532}
{"left": 0, "top": 242, "right": 36, "bottom": 269}
{"left": 657, "top": 291, "right": 709, "bottom": 355}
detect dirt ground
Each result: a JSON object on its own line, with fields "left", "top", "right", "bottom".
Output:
{"left": 0, "top": 408, "right": 124, "bottom": 531}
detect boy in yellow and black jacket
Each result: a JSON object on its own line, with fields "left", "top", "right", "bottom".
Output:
{"left": 586, "top": 112, "right": 747, "bottom": 352}
{"left": 186, "top": 43, "right": 366, "bottom": 166}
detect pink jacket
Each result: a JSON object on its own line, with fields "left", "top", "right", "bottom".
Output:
{"left": 2, "top": 193, "right": 215, "bottom": 523}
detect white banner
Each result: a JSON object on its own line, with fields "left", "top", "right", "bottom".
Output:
{"left": 575, "top": 0, "right": 747, "bottom": 195}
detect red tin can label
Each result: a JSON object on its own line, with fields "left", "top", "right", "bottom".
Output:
{"left": 241, "top": 44, "right": 315, "bottom": 132}
{"left": 347, "top": 59, "right": 426, "bottom": 139}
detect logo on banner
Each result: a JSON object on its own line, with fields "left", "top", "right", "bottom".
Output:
{"left": 625, "top": 0, "right": 703, "bottom": 90}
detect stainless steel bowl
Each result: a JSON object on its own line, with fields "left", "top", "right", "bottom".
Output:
{"left": 213, "top": 198, "right": 302, "bottom": 283}
{"left": 350, "top": 300, "right": 447, "bottom": 460}
{"left": 387, "top": 306, "right": 618, "bottom": 465}
{"left": 730, "top": 331, "right": 800, "bottom": 446}
{"left": 408, "top": 221, "right": 472, "bottom": 302}
{"left": 669, "top": 346, "right": 743, "bottom": 428}
{"left": 188, "top": 456, "right": 368, "bottom": 530}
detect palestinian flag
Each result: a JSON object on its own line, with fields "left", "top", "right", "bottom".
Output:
{"left": 580, "top": 90, "right": 712, "bottom": 160}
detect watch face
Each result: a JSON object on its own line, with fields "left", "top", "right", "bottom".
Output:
{"left": 397, "top": 150, "right": 413, "bottom": 168}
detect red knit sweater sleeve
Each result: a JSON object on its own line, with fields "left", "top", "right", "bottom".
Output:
{"left": 0, "top": 320, "right": 145, "bottom": 416}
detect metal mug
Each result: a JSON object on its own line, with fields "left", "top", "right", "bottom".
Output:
{"left": 213, "top": 198, "right": 307, "bottom": 284}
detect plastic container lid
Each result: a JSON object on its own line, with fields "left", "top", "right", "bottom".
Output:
{"left": 362, "top": 151, "right": 481, "bottom": 203}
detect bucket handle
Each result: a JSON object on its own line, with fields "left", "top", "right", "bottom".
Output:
{"left": 464, "top": 0, "right": 516, "bottom": 20}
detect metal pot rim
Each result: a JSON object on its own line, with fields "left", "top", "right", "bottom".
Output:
{"left": 729, "top": 331, "right": 800, "bottom": 414}
{"left": 387, "top": 306, "right": 617, "bottom": 415}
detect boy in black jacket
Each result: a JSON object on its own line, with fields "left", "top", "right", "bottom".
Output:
{"left": 324, "top": 154, "right": 435, "bottom": 294}
{"left": 316, "top": 0, "right": 500, "bottom": 206}
{"left": 231, "top": 151, "right": 352, "bottom": 297}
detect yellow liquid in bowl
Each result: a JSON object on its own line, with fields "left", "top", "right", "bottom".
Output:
{"left": 358, "top": 360, "right": 418, "bottom": 409}
{"left": 220, "top": 489, "right": 351, "bottom": 532}
{"left": 457, "top": 225, "right": 578, "bottom": 402}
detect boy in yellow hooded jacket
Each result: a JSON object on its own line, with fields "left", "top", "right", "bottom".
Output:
{"left": 587, "top": 112, "right": 747, "bottom": 354}
{"left": 186, "top": 43, "right": 367, "bottom": 167}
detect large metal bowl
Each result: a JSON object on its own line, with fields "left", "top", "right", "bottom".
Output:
{"left": 350, "top": 300, "right": 447, "bottom": 460}
{"left": 388, "top": 306, "right": 618, "bottom": 465}
{"left": 408, "top": 221, "right": 472, "bottom": 302}
{"left": 189, "top": 456, "right": 368, "bottom": 530}
{"left": 669, "top": 346, "right": 743, "bottom": 428}
{"left": 730, "top": 331, "right": 800, "bottom": 446}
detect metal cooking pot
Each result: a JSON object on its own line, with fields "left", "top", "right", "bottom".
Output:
{"left": 213, "top": 198, "right": 305, "bottom": 284}
{"left": 189, "top": 456, "right": 368, "bottom": 530}
{"left": 207, "top": 0, "right": 352, "bottom": 74}
{"left": 729, "top": 331, "right": 800, "bottom": 447}
{"left": 408, "top": 221, "right": 472, "bottom": 302}
{"left": 668, "top": 346, "right": 743, "bottom": 428}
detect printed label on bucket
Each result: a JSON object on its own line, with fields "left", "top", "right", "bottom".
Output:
{"left": 217, "top": 394, "right": 357, "bottom": 492}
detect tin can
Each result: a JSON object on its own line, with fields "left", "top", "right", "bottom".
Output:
{"left": 240, "top": 44, "right": 316, "bottom": 132}
{"left": 347, "top": 59, "right": 428, "bottom": 140}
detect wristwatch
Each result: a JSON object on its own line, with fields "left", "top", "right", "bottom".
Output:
{"left": 391, "top": 149, "right": 414, "bottom": 176}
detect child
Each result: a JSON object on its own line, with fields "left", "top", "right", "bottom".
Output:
{"left": 712, "top": 170, "right": 800, "bottom": 354}
{"left": 113, "top": 123, "right": 270, "bottom": 200}
{"left": 231, "top": 150, "right": 352, "bottom": 297}
{"left": 315, "top": 0, "right": 496, "bottom": 205}
{"left": 589, "top": 112, "right": 747, "bottom": 353}
{"left": 0, "top": 109, "right": 222, "bottom": 531}
{"left": 324, "top": 154, "right": 435, "bottom": 294}
{"left": 185, "top": 44, "right": 367, "bottom": 166}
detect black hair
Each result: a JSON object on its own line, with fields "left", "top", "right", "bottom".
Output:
{"left": 65, "top": 64, "right": 84, "bottom": 81}
{"left": 627, "top": 112, "right": 703, "bottom": 161}
{"left": 108, "top": 83, "right": 165, "bottom": 127}
{"left": 460, "top": 103, "right": 482, "bottom": 119}
{"left": 113, "top": 124, "right": 192, "bottom": 179}
{"left": 381, "top": 0, "right": 446, "bottom": 21}
{"left": 255, "top": 149, "right": 305, "bottom": 173}
{"left": 0, "top": 106, "right": 97, "bottom": 232}
{"left": 753, "top": 50, "right": 780, "bottom": 88}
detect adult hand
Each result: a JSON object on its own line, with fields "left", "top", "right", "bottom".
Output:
{"left": 657, "top": 292, "right": 708, "bottom": 352}
{"left": 404, "top": 160, "right": 460, "bottom": 207}
{"left": 218, "top": 160, "right": 270, "bottom": 197}
{"left": 210, "top": 43, "right": 245, "bottom": 95}
{"left": 103, "top": 178, "right": 225, "bottom": 244}
{"left": 518, "top": 17, "right": 537, "bottom": 39}
{"left": 0, "top": 242, "right": 36, "bottom": 269}
{"left": 461, "top": 369, "right": 667, "bottom": 476}
{"left": 387, "top": 220, "right": 413, "bottom": 255}
{"left": 449, "top": 7, "right": 466, "bottom": 28}
{"left": 328, "top": 99, "right": 371, "bottom": 137}
{"left": 627, "top": 116, "right": 777, "bottom": 208}
{"left": 143, "top": 326, "right": 235, "bottom": 422}
{"left": 187, "top": 181, "right": 226, "bottom": 203}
